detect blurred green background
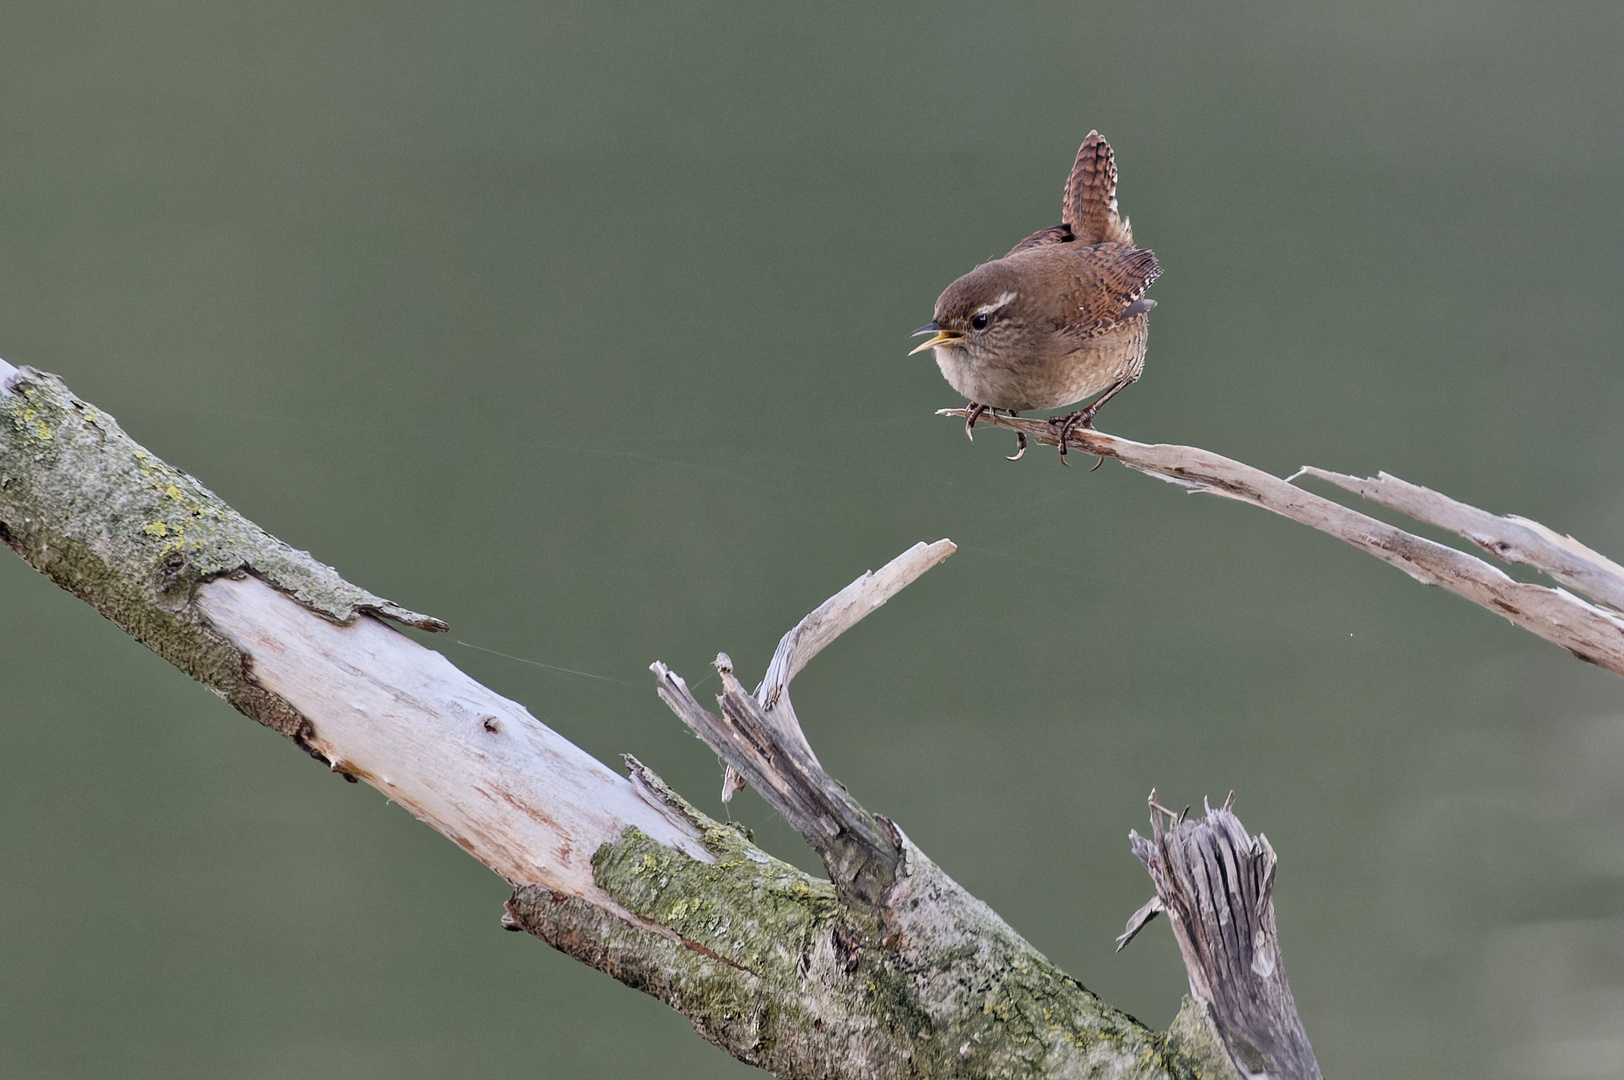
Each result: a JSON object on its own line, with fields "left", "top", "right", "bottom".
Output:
{"left": 3, "top": 2, "right": 1622, "bottom": 1077}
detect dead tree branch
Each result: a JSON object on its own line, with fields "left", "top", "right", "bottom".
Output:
{"left": 1119, "top": 795, "right": 1321, "bottom": 1080}
{"left": 4, "top": 364, "right": 1266, "bottom": 1078}
{"left": 1294, "top": 466, "right": 1624, "bottom": 614}
{"left": 655, "top": 540, "right": 951, "bottom": 910}
{"left": 942, "top": 409, "right": 1624, "bottom": 677}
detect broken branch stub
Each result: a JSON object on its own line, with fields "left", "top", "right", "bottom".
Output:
{"left": 1124, "top": 794, "right": 1321, "bottom": 1080}
{"left": 653, "top": 655, "right": 903, "bottom": 911}
{"left": 651, "top": 541, "right": 954, "bottom": 911}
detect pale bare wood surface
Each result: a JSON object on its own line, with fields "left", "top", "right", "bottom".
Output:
{"left": 1294, "top": 466, "right": 1624, "bottom": 614}
{"left": 942, "top": 409, "right": 1624, "bottom": 677}
{"left": 198, "top": 576, "right": 710, "bottom": 904}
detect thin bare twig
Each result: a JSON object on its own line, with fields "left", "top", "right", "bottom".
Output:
{"left": 941, "top": 410, "right": 1624, "bottom": 677}
{"left": 755, "top": 539, "right": 957, "bottom": 714}
{"left": 653, "top": 542, "right": 954, "bottom": 908}
{"left": 1293, "top": 467, "right": 1624, "bottom": 614}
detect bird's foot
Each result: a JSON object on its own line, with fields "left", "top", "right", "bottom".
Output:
{"left": 1049, "top": 410, "right": 1091, "bottom": 466}
{"left": 997, "top": 409, "right": 1027, "bottom": 461}
{"left": 963, "top": 402, "right": 988, "bottom": 441}
{"left": 1050, "top": 388, "right": 1121, "bottom": 467}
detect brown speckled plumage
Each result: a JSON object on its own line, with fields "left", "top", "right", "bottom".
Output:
{"left": 914, "top": 132, "right": 1160, "bottom": 455}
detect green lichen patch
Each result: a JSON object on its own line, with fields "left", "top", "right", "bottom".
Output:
{"left": 1, "top": 368, "right": 444, "bottom": 741}
{"left": 571, "top": 803, "right": 1189, "bottom": 1079}
{"left": 1, "top": 368, "right": 445, "bottom": 633}
{"left": 1161, "top": 998, "right": 1244, "bottom": 1080}
{"left": 596, "top": 826, "right": 841, "bottom": 980}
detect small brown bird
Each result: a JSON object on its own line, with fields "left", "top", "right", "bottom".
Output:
{"left": 911, "top": 131, "right": 1160, "bottom": 463}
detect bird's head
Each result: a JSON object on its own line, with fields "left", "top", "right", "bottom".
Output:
{"left": 909, "top": 262, "right": 1028, "bottom": 360}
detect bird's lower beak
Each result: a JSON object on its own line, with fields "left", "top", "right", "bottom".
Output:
{"left": 908, "top": 323, "right": 964, "bottom": 355}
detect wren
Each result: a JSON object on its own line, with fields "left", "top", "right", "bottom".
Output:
{"left": 911, "top": 132, "right": 1160, "bottom": 462}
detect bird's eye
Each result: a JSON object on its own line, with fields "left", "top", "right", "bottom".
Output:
{"left": 970, "top": 313, "right": 990, "bottom": 330}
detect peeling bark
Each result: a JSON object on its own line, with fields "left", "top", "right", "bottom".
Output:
{"left": 0, "top": 363, "right": 1355, "bottom": 1077}
{"left": 0, "top": 364, "right": 440, "bottom": 744}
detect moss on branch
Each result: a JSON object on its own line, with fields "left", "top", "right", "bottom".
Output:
{"left": 509, "top": 771, "right": 1213, "bottom": 1080}
{"left": 0, "top": 367, "right": 443, "bottom": 742}
{"left": 3, "top": 367, "right": 1249, "bottom": 1079}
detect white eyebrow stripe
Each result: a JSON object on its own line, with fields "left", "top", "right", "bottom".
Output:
{"left": 973, "top": 291, "right": 1019, "bottom": 317}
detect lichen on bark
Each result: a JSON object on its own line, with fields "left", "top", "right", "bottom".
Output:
{"left": 509, "top": 765, "right": 1196, "bottom": 1080}
{"left": 2, "top": 365, "right": 1287, "bottom": 1079}
{"left": 1163, "top": 999, "right": 1246, "bottom": 1080}
{"left": 0, "top": 366, "right": 442, "bottom": 741}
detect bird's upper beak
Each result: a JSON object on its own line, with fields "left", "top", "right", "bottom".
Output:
{"left": 908, "top": 322, "right": 964, "bottom": 355}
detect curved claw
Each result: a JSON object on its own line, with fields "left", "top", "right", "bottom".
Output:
{"left": 1007, "top": 431, "right": 1028, "bottom": 461}
{"left": 1051, "top": 411, "right": 1086, "bottom": 465}
{"left": 964, "top": 402, "right": 988, "bottom": 441}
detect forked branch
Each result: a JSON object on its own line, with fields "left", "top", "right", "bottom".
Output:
{"left": 1295, "top": 466, "right": 1624, "bottom": 613}
{"left": 5, "top": 365, "right": 1236, "bottom": 1077}
{"left": 652, "top": 540, "right": 953, "bottom": 910}
{"left": 942, "top": 409, "right": 1624, "bottom": 676}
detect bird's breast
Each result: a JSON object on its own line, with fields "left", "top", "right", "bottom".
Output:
{"left": 932, "top": 312, "right": 1148, "bottom": 412}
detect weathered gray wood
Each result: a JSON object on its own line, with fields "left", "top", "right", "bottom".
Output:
{"left": 655, "top": 656, "right": 903, "bottom": 911}
{"left": 1124, "top": 795, "right": 1321, "bottom": 1080}
{"left": 716, "top": 540, "right": 955, "bottom": 802}
{"left": 943, "top": 408, "right": 1624, "bottom": 677}
{"left": 1294, "top": 466, "right": 1624, "bottom": 614}
{"left": 3, "top": 365, "right": 1216, "bottom": 1079}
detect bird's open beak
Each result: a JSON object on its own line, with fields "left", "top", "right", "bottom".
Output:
{"left": 908, "top": 322, "right": 964, "bottom": 355}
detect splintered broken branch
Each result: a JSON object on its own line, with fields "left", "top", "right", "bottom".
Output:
{"left": 654, "top": 657, "right": 903, "bottom": 910}
{"left": 1122, "top": 794, "right": 1321, "bottom": 1080}
{"left": 941, "top": 409, "right": 1624, "bottom": 677}
{"left": 652, "top": 541, "right": 953, "bottom": 910}
{"left": 7, "top": 363, "right": 1319, "bottom": 1077}
{"left": 8, "top": 364, "right": 1215, "bottom": 1077}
